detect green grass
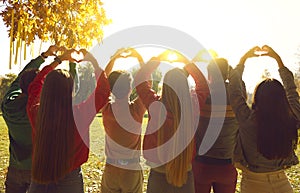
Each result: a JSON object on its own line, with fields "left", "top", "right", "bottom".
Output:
{"left": 0, "top": 115, "right": 299, "bottom": 193}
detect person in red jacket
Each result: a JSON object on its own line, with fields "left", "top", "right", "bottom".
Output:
{"left": 26, "top": 49, "right": 110, "bottom": 193}
{"left": 135, "top": 50, "right": 209, "bottom": 193}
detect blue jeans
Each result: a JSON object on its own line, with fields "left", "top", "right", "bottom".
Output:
{"left": 5, "top": 166, "right": 31, "bottom": 193}
{"left": 28, "top": 167, "right": 84, "bottom": 193}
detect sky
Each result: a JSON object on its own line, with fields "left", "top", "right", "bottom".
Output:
{"left": 1, "top": 0, "right": 300, "bottom": 92}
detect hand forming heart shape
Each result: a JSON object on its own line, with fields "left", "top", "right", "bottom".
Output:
{"left": 71, "top": 50, "right": 85, "bottom": 62}
{"left": 254, "top": 46, "right": 269, "bottom": 56}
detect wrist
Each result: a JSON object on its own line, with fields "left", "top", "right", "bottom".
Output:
{"left": 41, "top": 52, "right": 48, "bottom": 59}
{"left": 54, "top": 56, "right": 62, "bottom": 64}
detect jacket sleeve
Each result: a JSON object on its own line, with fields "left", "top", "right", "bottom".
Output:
{"left": 184, "top": 62, "right": 210, "bottom": 107}
{"left": 73, "top": 69, "right": 110, "bottom": 132}
{"left": 135, "top": 60, "right": 161, "bottom": 108}
{"left": 228, "top": 68, "right": 251, "bottom": 122}
{"left": 3, "top": 56, "right": 44, "bottom": 101}
{"left": 26, "top": 65, "right": 55, "bottom": 136}
{"left": 279, "top": 67, "right": 300, "bottom": 121}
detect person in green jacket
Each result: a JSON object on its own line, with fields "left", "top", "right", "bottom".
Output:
{"left": 1, "top": 45, "right": 77, "bottom": 193}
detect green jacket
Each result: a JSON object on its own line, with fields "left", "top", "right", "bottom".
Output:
{"left": 1, "top": 56, "right": 44, "bottom": 170}
{"left": 1, "top": 57, "right": 77, "bottom": 170}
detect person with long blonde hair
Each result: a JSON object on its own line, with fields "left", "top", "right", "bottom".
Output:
{"left": 26, "top": 49, "right": 110, "bottom": 193}
{"left": 135, "top": 50, "right": 209, "bottom": 193}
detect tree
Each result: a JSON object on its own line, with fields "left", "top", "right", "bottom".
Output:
{"left": 73, "top": 62, "right": 96, "bottom": 105}
{"left": 0, "top": 73, "right": 17, "bottom": 112}
{"left": 0, "top": 0, "right": 110, "bottom": 68}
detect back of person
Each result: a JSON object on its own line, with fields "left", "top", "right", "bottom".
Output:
{"left": 193, "top": 58, "right": 239, "bottom": 193}
{"left": 228, "top": 45, "right": 299, "bottom": 193}
{"left": 1, "top": 46, "right": 59, "bottom": 193}
{"left": 100, "top": 48, "right": 146, "bottom": 193}
{"left": 26, "top": 49, "right": 110, "bottom": 193}
{"left": 135, "top": 51, "right": 210, "bottom": 193}
{"left": 197, "top": 87, "right": 238, "bottom": 160}
{"left": 102, "top": 98, "right": 145, "bottom": 160}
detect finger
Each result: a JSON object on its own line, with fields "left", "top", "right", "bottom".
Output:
{"left": 58, "top": 46, "right": 67, "bottom": 52}
{"left": 79, "top": 48, "right": 88, "bottom": 56}
{"left": 252, "top": 46, "right": 261, "bottom": 51}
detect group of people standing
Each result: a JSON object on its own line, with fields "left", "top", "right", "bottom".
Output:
{"left": 1, "top": 44, "right": 299, "bottom": 193}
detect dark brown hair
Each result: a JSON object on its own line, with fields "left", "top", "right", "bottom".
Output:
{"left": 207, "top": 58, "right": 229, "bottom": 83}
{"left": 32, "top": 69, "right": 75, "bottom": 183}
{"left": 254, "top": 78, "right": 298, "bottom": 159}
{"left": 108, "top": 70, "right": 132, "bottom": 99}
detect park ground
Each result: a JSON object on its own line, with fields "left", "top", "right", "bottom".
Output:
{"left": 0, "top": 115, "right": 299, "bottom": 193}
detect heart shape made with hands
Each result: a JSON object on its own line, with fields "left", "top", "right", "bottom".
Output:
{"left": 167, "top": 53, "right": 178, "bottom": 62}
{"left": 120, "top": 50, "right": 132, "bottom": 58}
{"left": 71, "top": 50, "right": 85, "bottom": 62}
{"left": 254, "top": 46, "right": 269, "bottom": 56}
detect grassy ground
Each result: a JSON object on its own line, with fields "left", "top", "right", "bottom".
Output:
{"left": 0, "top": 115, "right": 299, "bottom": 193}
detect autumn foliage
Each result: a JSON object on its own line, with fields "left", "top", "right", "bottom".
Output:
{"left": 0, "top": 0, "right": 110, "bottom": 68}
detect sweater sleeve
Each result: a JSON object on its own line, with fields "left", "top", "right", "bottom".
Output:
{"left": 26, "top": 65, "right": 55, "bottom": 136}
{"left": 135, "top": 60, "right": 161, "bottom": 108}
{"left": 279, "top": 67, "right": 300, "bottom": 121}
{"left": 73, "top": 69, "right": 110, "bottom": 133}
{"left": 184, "top": 62, "right": 210, "bottom": 107}
{"left": 228, "top": 68, "right": 251, "bottom": 122}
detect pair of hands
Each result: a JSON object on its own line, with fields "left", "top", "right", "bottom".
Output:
{"left": 111, "top": 47, "right": 140, "bottom": 59}
{"left": 44, "top": 45, "right": 91, "bottom": 63}
{"left": 241, "top": 45, "right": 281, "bottom": 61}
{"left": 111, "top": 47, "right": 190, "bottom": 65}
{"left": 150, "top": 49, "right": 190, "bottom": 64}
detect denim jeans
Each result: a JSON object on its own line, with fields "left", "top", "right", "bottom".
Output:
{"left": 5, "top": 166, "right": 31, "bottom": 193}
{"left": 146, "top": 169, "right": 195, "bottom": 193}
{"left": 28, "top": 167, "right": 84, "bottom": 193}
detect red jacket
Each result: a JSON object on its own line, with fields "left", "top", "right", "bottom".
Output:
{"left": 27, "top": 65, "right": 110, "bottom": 171}
{"left": 135, "top": 61, "right": 209, "bottom": 164}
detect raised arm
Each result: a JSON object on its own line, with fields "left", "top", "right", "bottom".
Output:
{"left": 26, "top": 49, "right": 77, "bottom": 131}
{"left": 135, "top": 56, "right": 160, "bottom": 108}
{"left": 262, "top": 45, "right": 300, "bottom": 120}
{"left": 127, "top": 48, "right": 145, "bottom": 67}
{"left": 104, "top": 48, "right": 126, "bottom": 75}
{"left": 3, "top": 45, "right": 60, "bottom": 98}
{"left": 228, "top": 67, "right": 252, "bottom": 122}
{"left": 73, "top": 50, "right": 110, "bottom": 129}
{"left": 235, "top": 46, "right": 260, "bottom": 76}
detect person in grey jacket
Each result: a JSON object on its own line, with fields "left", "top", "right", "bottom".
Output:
{"left": 192, "top": 58, "right": 239, "bottom": 193}
{"left": 228, "top": 45, "right": 299, "bottom": 193}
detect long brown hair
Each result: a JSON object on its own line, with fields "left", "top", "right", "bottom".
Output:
{"left": 254, "top": 78, "right": 298, "bottom": 159}
{"left": 32, "top": 69, "right": 76, "bottom": 183}
{"left": 158, "top": 68, "right": 194, "bottom": 187}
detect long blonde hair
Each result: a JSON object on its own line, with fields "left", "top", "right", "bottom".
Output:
{"left": 33, "top": 69, "right": 75, "bottom": 184}
{"left": 158, "top": 68, "right": 194, "bottom": 187}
